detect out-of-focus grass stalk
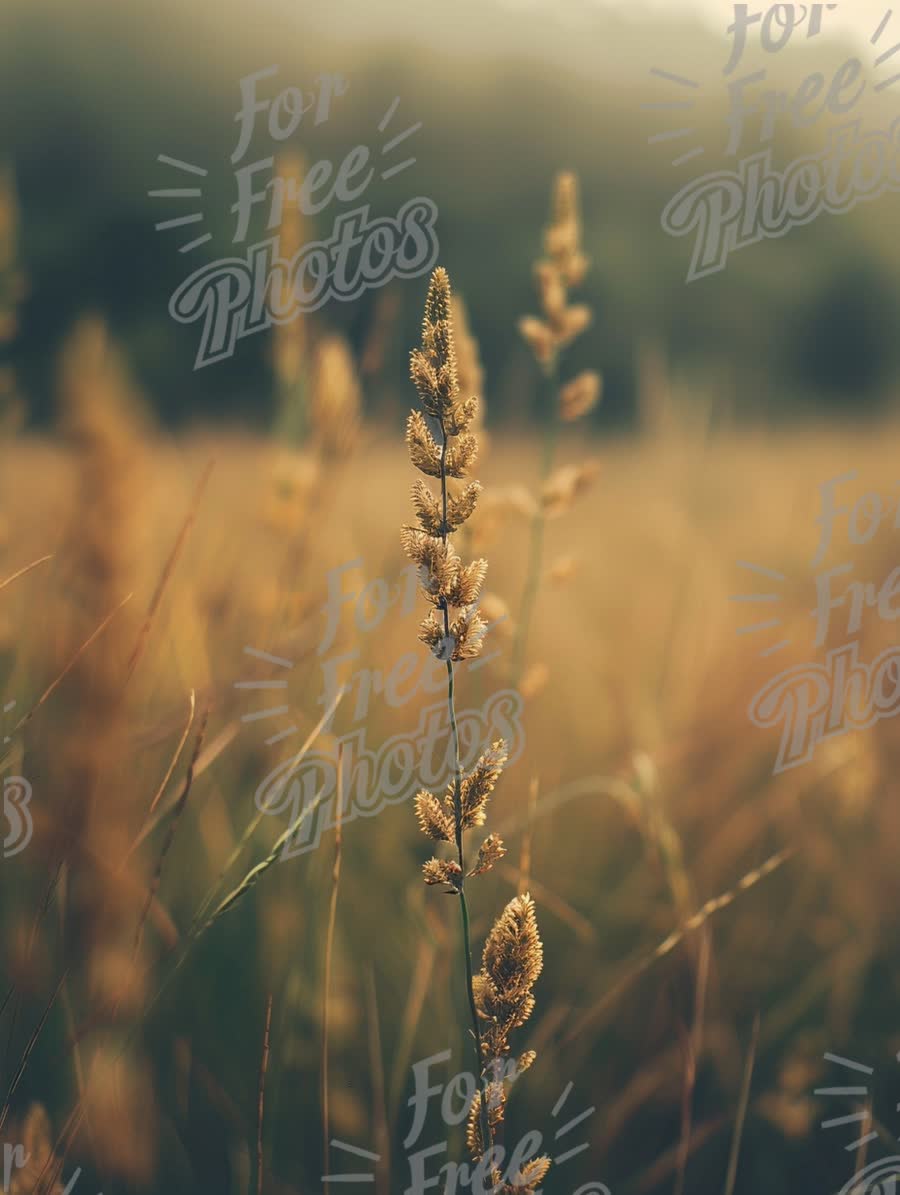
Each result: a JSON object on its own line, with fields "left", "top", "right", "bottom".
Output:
{"left": 511, "top": 359, "right": 559, "bottom": 686}
{"left": 321, "top": 750, "right": 344, "bottom": 1185}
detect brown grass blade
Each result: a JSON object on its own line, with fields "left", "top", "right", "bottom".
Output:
{"left": 365, "top": 966, "right": 389, "bottom": 1195}
{"left": 133, "top": 708, "right": 209, "bottom": 957}
{"left": 723, "top": 1012, "right": 760, "bottom": 1195}
{"left": 189, "top": 688, "right": 342, "bottom": 936}
{"left": 257, "top": 993, "right": 273, "bottom": 1195}
{"left": 497, "top": 863, "right": 595, "bottom": 943}
{"left": 517, "top": 776, "right": 539, "bottom": 894}
{"left": 125, "top": 458, "right": 214, "bottom": 683}
{"left": 12, "top": 592, "right": 133, "bottom": 736}
{"left": 629, "top": 1117, "right": 726, "bottom": 1194}
{"left": 388, "top": 935, "right": 437, "bottom": 1118}
{"left": 0, "top": 553, "right": 53, "bottom": 592}
{"left": 148, "top": 689, "right": 196, "bottom": 817}
{"left": 322, "top": 747, "right": 344, "bottom": 1186}
{"left": 195, "top": 784, "right": 330, "bottom": 937}
{"left": 130, "top": 719, "right": 239, "bottom": 860}
{"left": 674, "top": 927, "right": 711, "bottom": 1195}
{"left": 563, "top": 848, "right": 793, "bottom": 1046}
{"left": 0, "top": 970, "right": 67, "bottom": 1135}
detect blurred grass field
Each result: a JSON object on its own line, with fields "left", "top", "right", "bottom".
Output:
{"left": 4, "top": 382, "right": 900, "bottom": 1192}
{"left": 5, "top": 1, "right": 900, "bottom": 1187}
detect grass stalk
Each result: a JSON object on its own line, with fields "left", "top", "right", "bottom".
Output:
{"left": 257, "top": 993, "right": 273, "bottom": 1195}
{"left": 321, "top": 749, "right": 344, "bottom": 1185}
{"left": 436, "top": 410, "right": 493, "bottom": 1157}
{"left": 511, "top": 360, "right": 559, "bottom": 686}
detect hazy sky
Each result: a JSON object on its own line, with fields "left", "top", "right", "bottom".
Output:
{"left": 604, "top": 0, "right": 894, "bottom": 52}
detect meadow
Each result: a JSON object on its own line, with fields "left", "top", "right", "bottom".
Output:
{"left": 3, "top": 318, "right": 900, "bottom": 1192}
{"left": 4, "top": 4, "right": 900, "bottom": 1183}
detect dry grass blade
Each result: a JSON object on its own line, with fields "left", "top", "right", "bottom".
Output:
{"left": 133, "top": 708, "right": 209, "bottom": 957}
{"left": 629, "top": 1117, "right": 726, "bottom": 1194}
{"left": 12, "top": 592, "right": 133, "bottom": 736}
{"left": 365, "top": 966, "right": 389, "bottom": 1195}
{"left": 257, "top": 993, "right": 273, "bottom": 1195}
{"left": 130, "top": 719, "right": 240, "bottom": 859}
{"left": 0, "top": 553, "right": 53, "bottom": 592}
{"left": 45, "top": 1103, "right": 85, "bottom": 1193}
{"left": 674, "top": 927, "right": 710, "bottom": 1195}
{"left": 192, "top": 720, "right": 240, "bottom": 777}
{"left": 195, "top": 785, "right": 329, "bottom": 937}
{"left": 852, "top": 1103, "right": 874, "bottom": 1184}
{"left": 0, "top": 860, "right": 63, "bottom": 1029}
{"left": 388, "top": 935, "right": 437, "bottom": 1118}
{"left": 125, "top": 458, "right": 214, "bottom": 683}
{"left": 148, "top": 689, "right": 196, "bottom": 818}
{"left": 322, "top": 748, "right": 344, "bottom": 1186}
{"left": 138, "top": 774, "right": 332, "bottom": 1045}
{"left": 92, "top": 775, "right": 332, "bottom": 1144}
{"left": 494, "top": 773, "right": 643, "bottom": 839}
{"left": 563, "top": 849, "right": 794, "bottom": 1046}
{"left": 0, "top": 971, "right": 66, "bottom": 1135}
{"left": 189, "top": 687, "right": 343, "bottom": 935}
{"left": 723, "top": 1012, "right": 760, "bottom": 1195}
{"left": 60, "top": 976, "right": 95, "bottom": 1155}
{"left": 517, "top": 777, "right": 539, "bottom": 894}
{"left": 497, "top": 863, "right": 595, "bottom": 943}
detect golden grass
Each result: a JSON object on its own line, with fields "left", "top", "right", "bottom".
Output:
{"left": 3, "top": 338, "right": 900, "bottom": 1190}
{"left": 403, "top": 267, "right": 549, "bottom": 1182}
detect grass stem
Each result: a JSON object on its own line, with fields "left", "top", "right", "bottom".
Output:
{"left": 437, "top": 413, "right": 493, "bottom": 1157}
{"left": 511, "top": 360, "right": 559, "bottom": 686}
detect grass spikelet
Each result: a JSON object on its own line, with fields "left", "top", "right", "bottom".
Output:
{"left": 509, "top": 1155, "right": 553, "bottom": 1191}
{"left": 518, "top": 172, "right": 593, "bottom": 370}
{"left": 414, "top": 790, "right": 454, "bottom": 841}
{"left": 512, "top": 171, "right": 599, "bottom": 683}
{"left": 544, "top": 170, "right": 589, "bottom": 285}
{"left": 465, "top": 888, "right": 550, "bottom": 1185}
{"left": 459, "top": 740, "right": 508, "bottom": 829}
{"left": 422, "top": 858, "right": 463, "bottom": 889}
{"left": 541, "top": 459, "right": 601, "bottom": 518}
{"left": 559, "top": 370, "right": 602, "bottom": 422}
{"left": 403, "top": 268, "right": 547, "bottom": 1168}
{"left": 468, "top": 833, "right": 506, "bottom": 878}
{"left": 450, "top": 291, "right": 487, "bottom": 450}
{"left": 482, "top": 892, "right": 543, "bottom": 1009}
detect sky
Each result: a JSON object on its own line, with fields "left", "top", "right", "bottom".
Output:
{"left": 601, "top": 0, "right": 896, "bottom": 53}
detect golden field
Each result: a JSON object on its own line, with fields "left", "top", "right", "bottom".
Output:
{"left": 7, "top": 0, "right": 900, "bottom": 1186}
{"left": 3, "top": 366, "right": 900, "bottom": 1192}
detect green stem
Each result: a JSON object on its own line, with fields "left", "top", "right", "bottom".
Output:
{"left": 438, "top": 414, "right": 493, "bottom": 1159}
